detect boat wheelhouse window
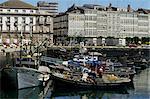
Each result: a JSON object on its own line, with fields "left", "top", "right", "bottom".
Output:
{"left": 48, "top": 63, "right": 57, "bottom": 66}
{"left": 16, "top": 58, "right": 20, "bottom": 61}
{"left": 79, "top": 57, "right": 84, "bottom": 60}
{"left": 17, "top": 58, "right": 35, "bottom": 62}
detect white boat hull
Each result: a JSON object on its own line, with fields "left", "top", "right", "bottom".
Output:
{"left": 17, "top": 71, "right": 42, "bottom": 89}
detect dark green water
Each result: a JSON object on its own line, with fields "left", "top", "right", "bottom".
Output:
{"left": 1, "top": 68, "right": 150, "bottom": 99}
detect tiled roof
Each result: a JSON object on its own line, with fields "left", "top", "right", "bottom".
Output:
{"left": 0, "top": 0, "right": 37, "bottom": 9}
{"left": 137, "top": 8, "right": 150, "bottom": 14}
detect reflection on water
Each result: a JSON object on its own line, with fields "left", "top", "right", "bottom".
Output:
{"left": 47, "top": 68, "right": 150, "bottom": 99}
{"left": 132, "top": 68, "right": 150, "bottom": 98}
{"left": 49, "top": 89, "right": 129, "bottom": 99}
{"left": 0, "top": 68, "right": 150, "bottom": 99}
{"left": 0, "top": 87, "right": 45, "bottom": 99}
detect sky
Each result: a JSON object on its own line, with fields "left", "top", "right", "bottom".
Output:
{"left": 0, "top": 0, "right": 150, "bottom": 12}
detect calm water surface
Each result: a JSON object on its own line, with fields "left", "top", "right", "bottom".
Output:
{"left": 1, "top": 68, "right": 150, "bottom": 99}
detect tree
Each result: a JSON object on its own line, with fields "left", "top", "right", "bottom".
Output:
{"left": 125, "top": 37, "right": 133, "bottom": 45}
{"left": 76, "top": 36, "right": 85, "bottom": 43}
{"left": 141, "top": 37, "right": 150, "bottom": 44}
{"left": 133, "top": 37, "right": 140, "bottom": 44}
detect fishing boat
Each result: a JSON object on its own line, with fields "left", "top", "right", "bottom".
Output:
{"left": 1, "top": 67, "right": 43, "bottom": 89}
{"left": 65, "top": 55, "right": 135, "bottom": 81}
{"left": 49, "top": 62, "right": 131, "bottom": 90}
{"left": 105, "top": 59, "right": 136, "bottom": 81}
{"left": 51, "top": 71, "right": 131, "bottom": 90}
{"left": 1, "top": 56, "right": 50, "bottom": 89}
{"left": 1, "top": 31, "right": 50, "bottom": 89}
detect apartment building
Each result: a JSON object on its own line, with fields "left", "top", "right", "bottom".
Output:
{"left": 136, "top": 8, "right": 150, "bottom": 37}
{"left": 54, "top": 4, "right": 150, "bottom": 45}
{"left": 37, "top": 1, "right": 58, "bottom": 16}
{"left": 0, "top": 0, "right": 53, "bottom": 45}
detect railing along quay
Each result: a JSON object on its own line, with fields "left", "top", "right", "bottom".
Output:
{"left": 0, "top": 45, "right": 149, "bottom": 53}
{"left": 48, "top": 45, "right": 149, "bottom": 49}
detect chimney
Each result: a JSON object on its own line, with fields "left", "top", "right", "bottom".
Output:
{"left": 127, "top": 4, "right": 131, "bottom": 12}
{"left": 109, "top": 3, "right": 112, "bottom": 8}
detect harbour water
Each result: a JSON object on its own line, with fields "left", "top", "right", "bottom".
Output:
{"left": 1, "top": 68, "right": 150, "bottom": 99}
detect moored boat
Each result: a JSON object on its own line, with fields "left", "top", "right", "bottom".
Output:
{"left": 1, "top": 67, "right": 44, "bottom": 89}
{"left": 51, "top": 72, "right": 131, "bottom": 90}
{"left": 1, "top": 56, "right": 50, "bottom": 90}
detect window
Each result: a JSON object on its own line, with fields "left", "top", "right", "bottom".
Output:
{"left": 22, "top": 26, "right": 25, "bottom": 31}
{"left": 30, "top": 10, "right": 34, "bottom": 13}
{"left": 14, "top": 25, "right": 18, "bottom": 31}
{"left": 30, "top": 17, "right": 33, "bottom": 24}
{"left": 7, "top": 25, "right": 10, "bottom": 31}
{"left": 23, "top": 10, "right": 26, "bottom": 13}
{"left": 14, "top": 17, "right": 18, "bottom": 22}
{"left": 31, "top": 26, "right": 33, "bottom": 32}
{"left": 39, "top": 16, "right": 44, "bottom": 24}
{"left": 7, "top": 17, "right": 10, "bottom": 23}
{"left": 22, "top": 17, "right": 25, "bottom": 23}
{"left": 14, "top": 17, "right": 18, "bottom": 26}
{"left": 0, "top": 17, "right": 2, "bottom": 23}
{"left": 15, "top": 9, "right": 18, "bottom": 12}
{"left": 0, "top": 25, "right": 2, "bottom": 31}
{"left": 7, "top": 9, "right": 10, "bottom": 12}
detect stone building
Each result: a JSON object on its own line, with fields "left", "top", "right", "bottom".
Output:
{"left": 53, "top": 4, "right": 150, "bottom": 45}
{"left": 0, "top": 0, "right": 53, "bottom": 46}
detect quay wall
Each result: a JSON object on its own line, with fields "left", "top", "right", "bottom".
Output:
{"left": 0, "top": 47, "right": 149, "bottom": 68}
{"left": 0, "top": 52, "right": 19, "bottom": 69}
{"left": 47, "top": 47, "right": 150, "bottom": 60}
{"left": 0, "top": 52, "right": 6, "bottom": 69}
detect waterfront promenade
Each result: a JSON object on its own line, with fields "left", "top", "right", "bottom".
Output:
{"left": 0, "top": 45, "right": 149, "bottom": 53}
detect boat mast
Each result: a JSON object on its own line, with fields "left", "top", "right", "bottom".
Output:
{"left": 20, "top": 23, "right": 23, "bottom": 66}
{"left": 30, "top": 24, "right": 33, "bottom": 55}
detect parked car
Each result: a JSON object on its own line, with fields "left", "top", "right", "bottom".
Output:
{"left": 128, "top": 44, "right": 137, "bottom": 48}
{"left": 142, "top": 45, "right": 150, "bottom": 49}
{"left": 10, "top": 44, "right": 17, "bottom": 48}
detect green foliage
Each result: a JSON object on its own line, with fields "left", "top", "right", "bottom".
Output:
{"left": 141, "top": 37, "right": 150, "bottom": 44}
